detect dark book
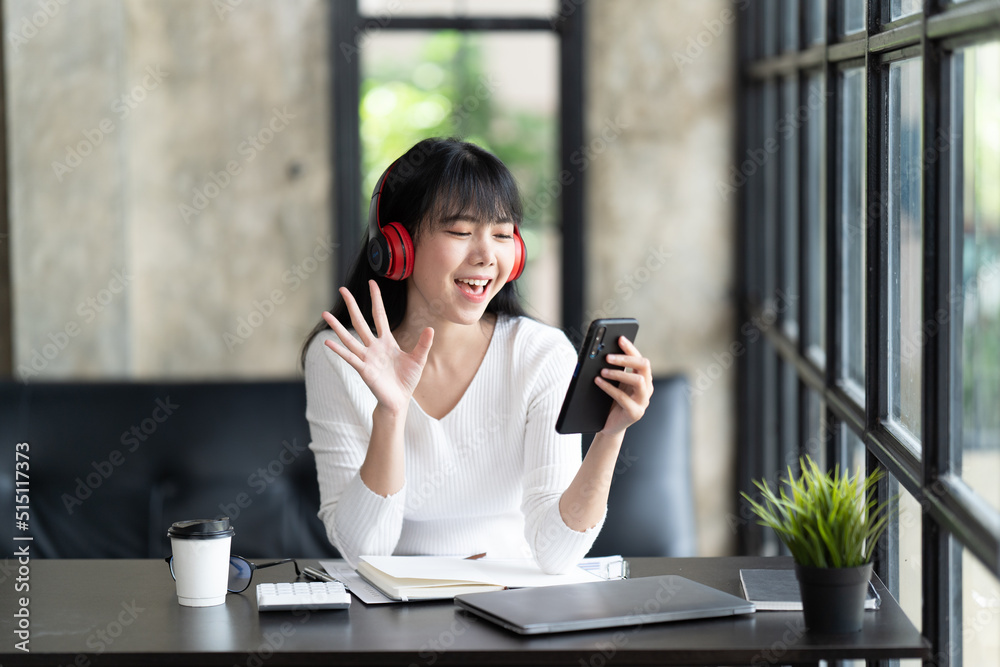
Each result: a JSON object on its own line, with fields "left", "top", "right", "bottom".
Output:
{"left": 739, "top": 568, "right": 881, "bottom": 611}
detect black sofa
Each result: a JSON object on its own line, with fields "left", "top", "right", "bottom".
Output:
{"left": 0, "top": 375, "right": 695, "bottom": 560}
{"left": 0, "top": 380, "right": 333, "bottom": 559}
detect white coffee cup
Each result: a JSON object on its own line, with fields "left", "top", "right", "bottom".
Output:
{"left": 167, "top": 518, "right": 235, "bottom": 607}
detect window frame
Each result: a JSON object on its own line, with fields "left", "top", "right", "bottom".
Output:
{"left": 330, "top": 1, "right": 587, "bottom": 339}
{"left": 736, "top": 1, "right": 1000, "bottom": 665}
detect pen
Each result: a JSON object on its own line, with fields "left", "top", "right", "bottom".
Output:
{"left": 303, "top": 566, "right": 348, "bottom": 588}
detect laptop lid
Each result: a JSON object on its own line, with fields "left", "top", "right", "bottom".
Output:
{"left": 454, "top": 575, "right": 755, "bottom": 635}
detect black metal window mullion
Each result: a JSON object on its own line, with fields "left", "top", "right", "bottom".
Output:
{"left": 920, "top": 1, "right": 959, "bottom": 663}
{"left": 864, "top": 0, "right": 893, "bottom": 602}
{"left": 371, "top": 17, "right": 552, "bottom": 31}
{"left": 796, "top": 62, "right": 813, "bottom": 467}
{"left": 735, "top": 70, "right": 767, "bottom": 555}
{"left": 824, "top": 15, "right": 846, "bottom": 475}
{"left": 556, "top": 6, "right": 585, "bottom": 337}
{"left": 331, "top": 0, "right": 362, "bottom": 286}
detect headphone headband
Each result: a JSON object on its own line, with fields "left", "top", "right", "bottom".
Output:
{"left": 366, "top": 157, "right": 525, "bottom": 283}
{"left": 366, "top": 161, "right": 413, "bottom": 280}
{"left": 368, "top": 160, "right": 396, "bottom": 237}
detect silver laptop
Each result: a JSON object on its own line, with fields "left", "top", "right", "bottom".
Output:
{"left": 454, "top": 575, "right": 755, "bottom": 635}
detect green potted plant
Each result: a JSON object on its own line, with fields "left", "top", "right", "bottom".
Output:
{"left": 741, "top": 456, "right": 894, "bottom": 633}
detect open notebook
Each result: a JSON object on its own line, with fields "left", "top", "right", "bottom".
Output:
{"left": 355, "top": 555, "right": 605, "bottom": 601}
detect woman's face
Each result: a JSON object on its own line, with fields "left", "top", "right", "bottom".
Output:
{"left": 405, "top": 215, "right": 517, "bottom": 327}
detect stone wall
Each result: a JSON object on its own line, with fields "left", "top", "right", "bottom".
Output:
{"left": 6, "top": 0, "right": 332, "bottom": 379}
{"left": 586, "top": 0, "right": 737, "bottom": 556}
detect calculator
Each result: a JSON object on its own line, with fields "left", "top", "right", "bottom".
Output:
{"left": 256, "top": 581, "right": 351, "bottom": 611}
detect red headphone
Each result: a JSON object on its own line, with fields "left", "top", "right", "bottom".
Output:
{"left": 367, "top": 160, "right": 526, "bottom": 282}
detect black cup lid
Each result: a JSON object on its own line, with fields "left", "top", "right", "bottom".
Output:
{"left": 167, "top": 517, "right": 235, "bottom": 539}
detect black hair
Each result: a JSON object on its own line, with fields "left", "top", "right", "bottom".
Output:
{"left": 300, "top": 137, "right": 528, "bottom": 367}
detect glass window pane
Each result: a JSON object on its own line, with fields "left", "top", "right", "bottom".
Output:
{"left": 780, "top": 0, "right": 800, "bottom": 52}
{"left": 779, "top": 358, "right": 800, "bottom": 470}
{"left": 762, "top": 0, "right": 779, "bottom": 57}
{"left": 953, "top": 42, "right": 1000, "bottom": 512}
{"left": 893, "top": 475, "right": 923, "bottom": 633}
{"left": 805, "top": 0, "right": 827, "bottom": 45}
{"left": 839, "top": 67, "right": 866, "bottom": 396}
{"left": 780, "top": 76, "right": 800, "bottom": 337}
{"left": 804, "top": 72, "right": 826, "bottom": 364}
{"left": 804, "top": 390, "right": 828, "bottom": 464}
{"left": 360, "top": 0, "right": 558, "bottom": 17}
{"left": 962, "top": 545, "right": 1000, "bottom": 665}
{"left": 886, "top": 57, "right": 922, "bottom": 444}
{"left": 360, "top": 31, "right": 561, "bottom": 325}
{"left": 888, "top": 0, "right": 922, "bottom": 21}
{"left": 840, "top": 0, "right": 865, "bottom": 35}
{"left": 844, "top": 426, "right": 866, "bottom": 479}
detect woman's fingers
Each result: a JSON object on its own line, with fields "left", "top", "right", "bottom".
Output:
{"left": 322, "top": 311, "right": 367, "bottom": 359}
{"left": 606, "top": 339, "right": 653, "bottom": 378}
{"left": 600, "top": 367, "right": 645, "bottom": 387}
{"left": 596, "top": 375, "right": 647, "bottom": 422}
{"left": 321, "top": 316, "right": 366, "bottom": 373}
{"left": 597, "top": 336, "right": 653, "bottom": 428}
{"left": 411, "top": 327, "right": 434, "bottom": 367}
{"left": 594, "top": 374, "right": 628, "bottom": 400}
{"left": 339, "top": 286, "right": 376, "bottom": 345}
{"left": 323, "top": 337, "right": 363, "bottom": 373}
{"left": 369, "top": 280, "right": 391, "bottom": 339}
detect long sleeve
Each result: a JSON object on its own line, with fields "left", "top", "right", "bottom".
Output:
{"left": 517, "top": 327, "right": 605, "bottom": 573}
{"left": 304, "top": 331, "right": 406, "bottom": 568}
{"left": 304, "top": 316, "right": 607, "bottom": 571}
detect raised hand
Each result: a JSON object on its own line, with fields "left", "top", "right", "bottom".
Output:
{"left": 322, "top": 280, "right": 434, "bottom": 415}
{"left": 595, "top": 336, "right": 653, "bottom": 436}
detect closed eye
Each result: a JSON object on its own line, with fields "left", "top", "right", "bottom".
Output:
{"left": 494, "top": 233, "right": 513, "bottom": 240}
{"left": 447, "top": 231, "right": 471, "bottom": 238}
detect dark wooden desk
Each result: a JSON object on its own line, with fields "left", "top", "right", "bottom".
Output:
{"left": 0, "top": 556, "right": 929, "bottom": 666}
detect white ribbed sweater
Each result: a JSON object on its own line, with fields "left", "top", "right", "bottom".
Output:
{"left": 304, "top": 315, "right": 604, "bottom": 573}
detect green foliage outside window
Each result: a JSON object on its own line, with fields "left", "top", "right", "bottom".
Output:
{"left": 360, "top": 31, "right": 557, "bottom": 240}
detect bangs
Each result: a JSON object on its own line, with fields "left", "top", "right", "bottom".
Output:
{"left": 424, "top": 152, "right": 523, "bottom": 228}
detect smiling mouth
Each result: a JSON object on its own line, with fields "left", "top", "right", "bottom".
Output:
{"left": 455, "top": 278, "right": 491, "bottom": 296}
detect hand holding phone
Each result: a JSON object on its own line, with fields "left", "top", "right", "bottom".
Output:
{"left": 556, "top": 318, "right": 640, "bottom": 434}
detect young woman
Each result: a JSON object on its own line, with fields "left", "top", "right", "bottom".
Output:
{"left": 302, "top": 138, "right": 652, "bottom": 573}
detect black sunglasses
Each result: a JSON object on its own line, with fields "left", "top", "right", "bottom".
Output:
{"left": 164, "top": 555, "right": 301, "bottom": 594}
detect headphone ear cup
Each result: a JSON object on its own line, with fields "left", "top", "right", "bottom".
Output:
{"left": 507, "top": 228, "right": 526, "bottom": 283}
{"left": 367, "top": 234, "right": 391, "bottom": 277}
{"left": 381, "top": 221, "right": 415, "bottom": 281}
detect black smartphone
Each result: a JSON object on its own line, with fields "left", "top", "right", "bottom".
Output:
{"left": 555, "top": 318, "right": 639, "bottom": 434}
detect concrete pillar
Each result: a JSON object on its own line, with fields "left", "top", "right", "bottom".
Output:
{"left": 586, "top": 0, "right": 738, "bottom": 556}
{"left": 7, "top": 0, "right": 332, "bottom": 379}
